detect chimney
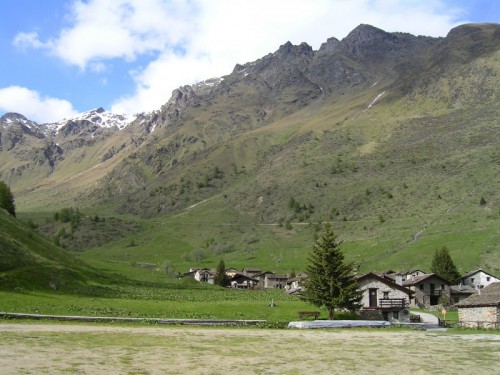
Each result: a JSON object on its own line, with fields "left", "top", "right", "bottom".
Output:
{"left": 395, "top": 275, "right": 403, "bottom": 286}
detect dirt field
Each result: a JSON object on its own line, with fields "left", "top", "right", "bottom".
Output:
{"left": 1, "top": 323, "right": 499, "bottom": 374}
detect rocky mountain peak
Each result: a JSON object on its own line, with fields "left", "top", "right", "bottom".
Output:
{"left": 318, "top": 36, "right": 341, "bottom": 53}
{"left": 1, "top": 112, "right": 30, "bottom": 123}
{"left": 41, "top": 108, "right": 137, "bottom": 136}
{"left": 341, "top": 24, "right": 397, "bottom": 57}
{"left": 275, "top": 41, "right": 313, "bottom": 57}
{"left": 0, "top": 112, "right": 39, "bottom": 133}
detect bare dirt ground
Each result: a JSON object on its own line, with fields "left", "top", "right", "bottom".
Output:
{"left": 1, "top": 323, "right": 499, "bottom": 374}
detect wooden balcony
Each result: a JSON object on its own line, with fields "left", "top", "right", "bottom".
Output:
{"left": 427, "top": 290, "right": 443, "bottom": 296}
{"left": 378, "top": 298, "right": 409, "bottom": 309}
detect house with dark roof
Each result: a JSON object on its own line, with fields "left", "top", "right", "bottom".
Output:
{"left": 403, "top": 273, "right": 451, "bottom": 309}
{"left": 356, "top": 272, "right": 414, "bottom": 322}
{"left": 230, "top": 273, "right": 259, "bottom": 289}
{"left": 455, "top": 282, "right": 500, "bottom": 328}
{"left": 450, "top": 284, "right": 477, "bottom": 304}
{"left": 460, "top": 269, "right": 499, "bottom": 289}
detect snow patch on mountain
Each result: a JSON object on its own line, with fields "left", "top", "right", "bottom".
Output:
{"left": 363, "top": 91, "right": 385, "bottom": 112}
{"left": 0, "top": 112, "right": 39, "bottom": 130}
{"left": 43, "top": 107, "right": 137, "bottom": 133}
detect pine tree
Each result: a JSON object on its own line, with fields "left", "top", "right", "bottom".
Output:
{"left": 303, "top": 223, "right": 361, "bottom": 319}
{"left": 431, "top": 246, "right": 461, "bottom": 283}
{"left": 214, "top": 259, "right": 230, "bottom": 287}
{"left": 0, "top": 180, "right": 16, "bottom": 217}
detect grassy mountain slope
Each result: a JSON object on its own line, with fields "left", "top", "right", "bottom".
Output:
{"left": 0, "top": 210, "right": 111, "bottom": 291}
{"left": 4, "top": 23, "right": 500, "bottom": 281}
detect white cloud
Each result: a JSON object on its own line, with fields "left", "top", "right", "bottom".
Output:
{"left": 14, "top": 0, "right": 468, "bottom": 114}
{"left": 13, "top": 0, "right": 197, "bottom": 69}
{"left": 13, "top": 31, "right": 49, "bottom": 50}
{"left": 114, "top": 0, "right": 466, "bottom": 113}
{"left": 0, "top": 86, "right": 78, "bottom": 123}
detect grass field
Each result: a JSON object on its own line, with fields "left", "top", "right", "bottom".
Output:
{"left": 0, "top": 284, "right": 325, "bottom": 323}
{"left": 1, "top": 323, "right": 499, "bottom": 374}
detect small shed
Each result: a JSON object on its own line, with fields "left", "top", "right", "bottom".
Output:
{"left": 455, "top": 282, "right": 500, "bottom": 328}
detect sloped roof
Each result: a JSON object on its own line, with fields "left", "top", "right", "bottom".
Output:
{"left": 231, "top": 273, "right": 259, "bottom": 282}
{"left": 461, "top": 268, "right": 498, "bottom": 280}
{"left": 403, "top": 273, "right": 450, "bottom": 286}
{"left": 286, "top": 274, "right": 308, "bottom": 283}
{"left": 254, "top": 271, "right": 275, "bottom": 277}
{"left": 267, "top": 274, "right": 288, "bottom": 280}
{"left": 357, "top": 272, "right": 414, "bottom": 295}
{"left": 242, "top": 268, "right": 262, "bottom": 274}
{"left": 403, "top": 269, "right": 427, "bottom": 276}
{"left": 455, "top": 282, "right": 500, "bottom": 307}
{"left": 450, "top": 285, "right": 477, "bottom": 295}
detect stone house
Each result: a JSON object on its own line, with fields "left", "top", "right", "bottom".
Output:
{"left": 230, "top": 273, "right": 259, "bottom": 289}
{"left": 285, "top": 274, "right": 308, "bottom": 295}
{"left": 403, "top": 273, "right": 451, "bottom": 309}
{"left": 356, "top": 272, "right": 414, "bottom": 323}
{"left": 460, "top": 269, "right": 499, "bottom": 289}
{"left": 254, "top": 271, "right": 275, "bottom": 287}
{"left": 456, "top": 282, "right": 500, "bottom": 328}
{"left": 264, "top": 274, "right": 288, "bottom": 289}
{"left": 194, "top": 268, "right": 214, "bottom": 284}
{"left": 183, "top": 268, "right": 215, "bottom": 284}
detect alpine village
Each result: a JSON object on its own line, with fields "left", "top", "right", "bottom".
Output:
{"left": 1, "top": 23, "right": 500, "bottom": 334}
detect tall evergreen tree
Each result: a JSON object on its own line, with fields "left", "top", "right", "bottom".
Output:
{"left": 431, "top": 246, "right": 461, "bottom": 283}
{"left": 214, "top": 259, "right": 230, "bottom": 287}
{"left": 303, "top": 223, "right": 361, "bottom": 319}
{"left": 0, "top": 180, "right": 16, "bottom": 217}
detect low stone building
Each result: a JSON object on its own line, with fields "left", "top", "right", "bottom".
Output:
{"left": 403, "top": 273, "right": 451, "bottom": 309}
{"left": 356, "top": 272, "right": 414, "bottom": 323}
{"left": 450, "top": 284, "right": 476, "bottom": 305}
{"left": 264, "top": 274, "right": 288, "bottom": 289}
{"left": 455, "top": 282, "right": 500, "bottom": 328}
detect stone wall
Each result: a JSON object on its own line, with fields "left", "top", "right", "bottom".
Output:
{"left": 458, "top": 306, "right": 499, "bottom": 328}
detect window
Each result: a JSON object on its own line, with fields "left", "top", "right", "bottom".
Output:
{"left": 470, "top": 278, "right": 475, "bottom": 284}
{"left": 486, "top": 277, "right": 491, "bottom": 282}
{"left": 393, "top": 311, "right": 399, "bottom": 320}
{"left": 419, "top": 284, "right": 424, "bottom": 290}
{"left": 441, "top": 284, "right": 445, "bottom": 290}
{"left": 383, "top": 291, "right": 389, "bottom": 299}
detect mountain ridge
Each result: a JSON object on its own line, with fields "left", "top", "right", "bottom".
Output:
{"left": 0, "top": 22, "right": 498, "bottom": 283}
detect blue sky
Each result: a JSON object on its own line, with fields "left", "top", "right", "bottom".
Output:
{"left": 0, "top": 0, "right": 498, "bottom": 123}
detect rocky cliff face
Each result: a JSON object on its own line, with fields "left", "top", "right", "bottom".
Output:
{"left": 1, "top": 23, "right": 499, "bottom": 216}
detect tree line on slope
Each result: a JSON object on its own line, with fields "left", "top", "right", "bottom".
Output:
{"left": 0, "top": 180, "right": 15, "bottom": 217}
